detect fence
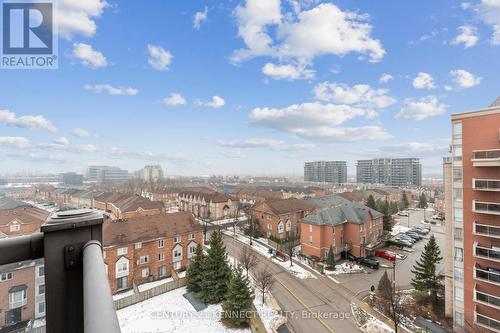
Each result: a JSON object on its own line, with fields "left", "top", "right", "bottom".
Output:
{"left": 113, "top": 277, "right": 187, "bottom": 310}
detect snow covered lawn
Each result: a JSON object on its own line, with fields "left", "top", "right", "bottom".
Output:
{"left": 328, "top": 262, "right": 365, "bottom": 275}
{"left": 117, "top": 287, "right": 251, "bottom": 333}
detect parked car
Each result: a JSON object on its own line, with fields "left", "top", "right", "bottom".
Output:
{"left": 357, "top": 257, "right": 380, "bottom": 269}
{"left": 395, "top": 237, "right": 414, "bottom": 246}
{"left": 375, "top": 250, "right": 396, "bottom": 261}
{"left": 398, "top": 211, "right": 409, "bottom": 217}
{"left": 346, "top": 253, "right": 358, "bottom": 261}
{"left": 397, "top": 235, "right": 416, "bottom": 242}
{"left": 390, "top": 238, "right": 413, "bottom": 247}
{"left": 405, "top": 232, "right": 422, "bottom": 240}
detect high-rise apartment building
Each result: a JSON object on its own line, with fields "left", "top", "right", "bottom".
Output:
{"left": 304, "top": 161, "right": 347, "bottom": 184}
{"left": 446, "top": 103, "right": 500, "bottom": 332}
{"left": 143, "top": 165, "right": 164, "bottom": 182}
{"left": 356, "top": 158, "right": 422, "bottom": 187}
{"left": 87, "top": 166, "right": 129, "bottom": 183}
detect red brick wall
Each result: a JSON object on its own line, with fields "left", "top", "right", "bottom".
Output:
{"left": 0, "top": 264, "right": 35, "bottom": 326}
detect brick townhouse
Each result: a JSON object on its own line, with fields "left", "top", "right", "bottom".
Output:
{"left": 300, "top": 194, "right": 384, "bottom": 260}
{"left": 0, "top": 259, "right": 45, "bottom": 329}
{"left": 0, "top": 206, "right": 49, "bottom": 238}
{"left": 251, "top": 198, "right": 315, "bottom": 240}
{"left": 234, "top": 188, "right": 283, "bottom": 205}
{"left": 102, "top": 212, "right": 203, "bottom": 293}
{"left": 179, "top": 189, "right": 239, "bottom": 220}
{"left": 93, "top": 192, "right": 165, "bottom": 219}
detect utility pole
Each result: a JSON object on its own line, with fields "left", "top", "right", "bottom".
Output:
{"left": 407, "top": 211, "right": 410, "bottom": 228}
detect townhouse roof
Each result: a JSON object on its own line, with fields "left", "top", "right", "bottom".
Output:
{"left": 80, "top": 191, "right": 106, "bottom": 200}
{"left": 235, "top": 188, "right": 283, "bottom": 200}
{"left": 260, "top": 198, "right": 314, "bottom": 215}
{"left": 95, "top": 192, "right": 165, "bottom": 212}
{"left": 103, "top": 211, "right": 201, "bottom": 246}
{"left": 0, "top": 206, "right": 49, "bottom": 227}
{"left": 180, "top": 189, "right": 235, "bottom": 203}
{"left": 0, "top": 196, "right": 31, "bottom": 211}
{"left": 304, "top": 194, "right": 383, "bottom": 226}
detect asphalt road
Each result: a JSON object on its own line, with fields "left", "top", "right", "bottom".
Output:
{"left": 334, "top": 209, "right": 446, "bottom": 297}
{"left": 223, "top": 235, "right": 361, "bottom": 333}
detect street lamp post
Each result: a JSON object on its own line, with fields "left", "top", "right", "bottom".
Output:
{"left": 407, "top": 210, "right": 410, "bottom": 228}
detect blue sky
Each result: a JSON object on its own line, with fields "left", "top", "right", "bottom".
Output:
{"left": 1, "top": 0, "right": 499, "bottom": 177}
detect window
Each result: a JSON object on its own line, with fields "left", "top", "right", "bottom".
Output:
{"left": 174, "top": 235, "right": 181, "bottom": 243}
{"left": 454, "top": 286, "right": 464, "bottom": 301}
{"left": 454, "top": 311, "right": 464, "bottom": 327}
{"left": 309, "top": 225, "right": 312, "bottom": 232}
{"left": 454, "top": 267, "right": 464, "bottom": 282}
{"left": 9, "top": 289, "right": 27, "bottom": 308}
{"left": 277, "top": 221, "right": 284, "bottom": 233}
{"left": 139, "top": 255, "right": 149, "bottom": 264}
{"left": 1, "top": 272, "right": 13, "bottom": 281}
{"left": 173, "top": 261, "right": 181, "bottom": 270}
{"left": 38, "top": 284, "right": 45, "bottom": 295}
{"left": 453, "top": 167, "right": 462, "bottom": 182}
{"left": 189, "top": 245, "right": 196, "bottom": 254}
{"left": 9, "top": 224, "right": 20, "bottom": 232}
{"left": 285, "top": 220, "right": 291, "bottom": 232}
{"left": 116, "top": 276, "right": 128, "bottom": 290}
{"left": 453, "top": 122, "right": 462, "bottom": 140}
{"left": 454, "top": 247, "right": 463, "bottom": 262}
{"left": 267, "top": 224, "right": 272, "bottom": 230}
{"left": 454, "top": 208, "right": 463, "bottom": 222}
{"left": 116, "top": 260, "right": 128, "bottom": 274}
{"left": 453, "top": 188, "right": 462, "bottom": 201}
{"left": 158, "top": 252, "right": 165, "bottom": 261}
{"left": 453, "top": 144, "right": 462, "bottom": 161}
{"left": 37, "top": 266, "right": 44, "bottom": 278}
{"left": 37, "top": 301, "right": 45, "bottom": 315}
{"left": 142, "top": 268, "right": 149, "bottom": 278}
{"left": 188, "top": 233, "right": 195, "bottom": 240}
{"left": 135, "top": 242, "right": 142, "bottom": 249}
{"left": 158, "top": 266, "right": 167, "bottom": 277}
{"left": 454, "top": 227, "right": 463, "bottom": 241}
{"left": 173, "top": 248, "right": 182, "bottom": 258}
{"left": 266, "top": 214, "right": 272, "bottom": 220}
{"left": 117, "top": 247, "right": 127, "bottom": 256}
{"left": 158, "top": 239, "right": 164, "bottom": 248}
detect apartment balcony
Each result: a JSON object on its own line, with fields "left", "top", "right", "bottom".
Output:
{"left": 475, "top": 288, "right": 500, "bottom": 310}
{"left": 474, "top": 243, "right": 500, "bottom": 263}
{"left": 475, "top": 310, "right": 500, "bottom": 333}
{"left": 472, "top": 149, "right": 500, "bottom": 167}
{"left": 473, "top": 179, "right": 500, "bottom": 192}
{"left": 474, "top": 222, "right": 500, "bottom": 239}
{"left": 473, "top": 201, "right": 500, "bottom": 216}
{"left": 474, "top": 266, "right": 500, "bottom": 286}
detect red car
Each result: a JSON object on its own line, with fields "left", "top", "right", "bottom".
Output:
{"left": 375, "top": 250, "right": 396, "bottom": 261}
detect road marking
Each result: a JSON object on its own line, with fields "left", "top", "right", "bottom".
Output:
{"left": 273, "top": 275, "right": 336, "bottom": 333}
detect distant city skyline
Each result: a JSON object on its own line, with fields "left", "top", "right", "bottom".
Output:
{"left": 1, "top": 1, "right": 498, "bottom": 176}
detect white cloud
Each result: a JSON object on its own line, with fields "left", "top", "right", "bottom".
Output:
{"left": 412, "top": 72, "right": 436, "bottom": 89}
{"left": 379, "top": 73, "right": 394, "bottom": 83}
{"left": 262, "top": 62, "right": 314, "bottom": 80}
{"left": 232, "top": 1, "right": 385, "bottom": 64}
{"left": 461, "top": 2, "right": 471, "bottom": 10}
{"left": 205, "top": 96, "right": 225, "bottom": 108}
{"left": 54, "top": 137, "right": 70, "bottom": 146}
{"left": 396, "top": 96, "right": 447, "bottom": 121}
{"left": 450, "top": 69, "right": 482, "bottom": 88}
{"left": 58, "top": 0, "right": 108, "bottom": 39}
{"left": 314, "top": 82, "right": 396, "bottom": 109}
{"left": 72, "top": 43, "right": 107, "bottom": 68}
{"left": 222, "top": 150, "right": 246, "bottom": 159}
{"left": 84, "top": 84, "right": 138, "bottom": 96}
{"left": 451, "top": 25, "right": 479, "bottom": 48}
{"left": 193, "top": 6, "right": 208, "bottom": 30}
{"left": 160, "top": 93, "right": 187, "bottom": 106}
{"left": 293, "top": 126, "right": 391, "bottom": 142}
{"left": 477, "top": 0, "right": 500, "bottom": 45}
{"left": 216, "top": 138, "right": 314, "bottom": 151}
{"left": 77, "top": 144, "right": 99, "bottom": 153}
{"left": 147, "top": 45, "right": 173, "bottom": 71}
{"left": 0, "top": 109, "right": 56, "bottom": 132}
{"left": 0, "top": 136, "right": 30, "bottom": 148}
{"left": 72, "top": 128, "right": 94, "bottom": 137}
{"left": 380, "top": 142, "right": 449, "bottom": 154}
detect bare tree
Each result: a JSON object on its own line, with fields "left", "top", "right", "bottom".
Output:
{"left": 375, "top": 281, "right": 407, "bottom": 333}
{"left": 255, "top": 267, "right": 274, "bottom": 305}
{"left": 239, "top": 245, "right": 258, "bottom": 277}
{"left": 285, "top": 230, "right": 295, "bottom": 267}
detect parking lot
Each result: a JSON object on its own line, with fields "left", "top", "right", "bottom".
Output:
{"left": 332, "top": 209, "right": 446, "bottom": 296}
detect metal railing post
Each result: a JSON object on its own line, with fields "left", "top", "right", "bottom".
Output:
{"left": 40, "top": 209, "right": 104, "bottom": 333}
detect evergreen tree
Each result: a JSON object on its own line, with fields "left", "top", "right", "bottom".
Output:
{"left": 401, "top": 191, "right": 409, "bottom": 209}
{"left": 418, "top": 193, "right": 428, "bottom": 209}
{"left": 186, "top": 243, "right": 205, "bottom": 294}
{"left": 366, "top": 195, "right": 376, "bottom": 210}
{"left": 325, "top": 245, "right": 336, "bottom": 270}
{"left": 222, "top": 267, "right": 254, "bottom": 326}
{"left": 381, "top": 200, "right": 392, "bottom": 232}
{"left": 200, "top": 231, "right": 232, "bottom": 303}
{"left": 377, "top": 270, "right": 393, "bottom": 301}
{"left": 390, "top": 201, "right": 399, "bottom": 215}
{"left": 411, "top": 235, "right": 443, "bottom": 302}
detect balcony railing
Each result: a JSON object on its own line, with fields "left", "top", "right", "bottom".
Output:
{"left": 473, "top": 179, "right": 500, "bottom": 191}
{"left": 475, "top": 243, "right": 500, "bottom": 263}
{"left": 472, "top": 149, "right": 500, "bottom": 167}
{"left": 476, "top": 311, "right": 500, "bottom": 333}
{"left": 474, "top": 267, "right": 500, "bottom": 286}
{"left": 0, "top": 209, "right": 121, "bottom": 333}
{"left": 475, "top": 289, "right": 500, "bottom": 310}
{"left": 474, "top": 222, "right": 500, "bottom": 239}
{"left": 9, "top": 299, "right": 27, "bottom": 310}
{"left": 473, "top": 201, "right": 500, "bottom": 215}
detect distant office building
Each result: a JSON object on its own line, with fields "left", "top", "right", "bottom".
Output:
{"left": 143, "top": 165, "right": 164, "bottom": 182}
{"left": 356, "top": 158, "right": 422, "bottom": 187}
{"left": 304, "top": 161, "right": 347, "bottom": 184}
{"left": 60, "top": 172, "right": 83, "bottom": 186}
{"left": 87, "top": 166, "right": 128, "bottom": 183}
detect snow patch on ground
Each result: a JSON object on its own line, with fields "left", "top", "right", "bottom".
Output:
{"left": 328, "top": 262, "right": 364, "bottom": 275}
{"left": 117, "top": 287, "right": 251, "bottom": 333}
{"left": 351, "top": 304, "right": 394, "bottom": 333}
{"left": 254, "top": 291, "right": 285, "bottom": 333}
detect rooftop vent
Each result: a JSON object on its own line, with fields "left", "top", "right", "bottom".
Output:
{"left": 489, "top": 97, "right": 500, "bottom": 107}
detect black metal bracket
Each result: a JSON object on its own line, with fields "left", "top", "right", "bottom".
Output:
{"left": 64, "top": 243, "right": 84, "bottom": 269}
